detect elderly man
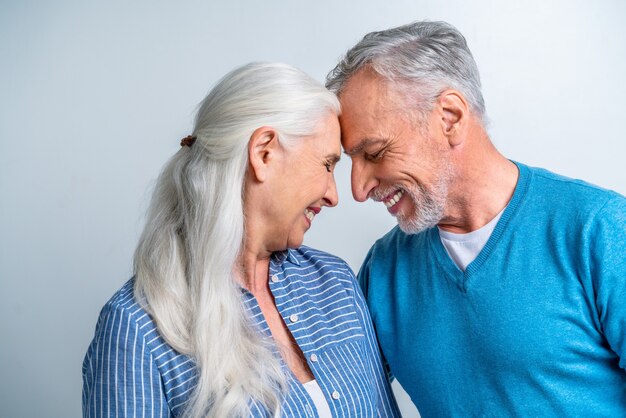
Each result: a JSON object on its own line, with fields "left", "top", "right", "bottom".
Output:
{"left": 327, "top": 21, "right": 626, "bottom": 416}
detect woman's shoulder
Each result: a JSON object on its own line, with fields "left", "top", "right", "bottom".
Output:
{"left": 87, "top": 278, "right": 192, "bottom": 369}
{"left": 290, "top": 246, "right": 351, "bottom": 271}
{"left": 103, "top": 278, "right": 138, "bottom": 308}
{"left": 83, "top": 279, "right": 196, "bottom": 415}
{"left": 92, "top": 278, "right": 156, "bottom": 339}
{"left": 288, "top": 246, "right": 358, "bottom": 292}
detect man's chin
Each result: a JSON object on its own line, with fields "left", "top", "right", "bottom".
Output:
{"left": 397, "top": 222, "right": 425, "bottom": 235}
{"left": 390, "top": 189, "right": 445, "bottom": 234}
{"left": 395, "top": 212, "right": 440, "bottom": 235}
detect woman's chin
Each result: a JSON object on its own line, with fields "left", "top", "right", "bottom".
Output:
{"left": 285, "top": 234, "right": 305, "bottom": 250}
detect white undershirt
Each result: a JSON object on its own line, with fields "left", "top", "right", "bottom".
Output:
{"left": 302, "top": 379, "right": 332, "bottom": 418}
{"left": 438, "top": 207, "right": 506, "bottom": 271}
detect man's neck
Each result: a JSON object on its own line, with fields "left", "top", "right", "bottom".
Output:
{"left": 439, "top": 137, "right": 518, "bottom": 234}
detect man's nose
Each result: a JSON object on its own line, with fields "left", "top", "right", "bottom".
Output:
{"left": 350, "top": 159, "right": 377, "bottom": 202}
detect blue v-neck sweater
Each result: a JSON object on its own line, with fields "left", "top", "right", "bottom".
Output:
{"left": 359, "top": 162, "right": 626, "bottom": 417}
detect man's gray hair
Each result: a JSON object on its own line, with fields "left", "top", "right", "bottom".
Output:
{"left": 326, "top": 21, "right": 487, "bottom": 123}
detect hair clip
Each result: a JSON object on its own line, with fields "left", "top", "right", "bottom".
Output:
{"left": 180, "top": 135, "right": 197, "bottom": 147}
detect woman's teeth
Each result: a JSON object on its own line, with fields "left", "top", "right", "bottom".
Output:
{"left": 384, "top": 190, "right": 404, "bottom": 208}
{"left": 305, "top": 209, "right": 315, "bottom": 221}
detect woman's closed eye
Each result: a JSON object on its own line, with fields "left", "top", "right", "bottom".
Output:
{"left": 323, "top": 155, "right": 340, "bottom": 172}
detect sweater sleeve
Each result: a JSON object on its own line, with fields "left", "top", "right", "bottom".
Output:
{"left": 589, "top": 195, "right": 626, "bottom": 371}
{"left": 82, "top": 303, "right": 171, "bottom": 418}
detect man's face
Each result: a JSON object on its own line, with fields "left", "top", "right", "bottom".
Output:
{"left": 338, "top": 68, "right": 453, "bottom": 234}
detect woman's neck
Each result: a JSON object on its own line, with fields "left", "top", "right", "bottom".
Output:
{"left": 237, "top": 243, "right": 272, "bottom": 295}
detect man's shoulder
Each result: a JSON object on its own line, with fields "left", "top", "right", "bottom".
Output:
{"left": 370, "top": 225, "right": 430, "bottom": 255}
{"left": 520, "top": 163, "right": 624, "bottom": 217}
{"left": 525, "top": 163, "right": 622, "bottom": 201}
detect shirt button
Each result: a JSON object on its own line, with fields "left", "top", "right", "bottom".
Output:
{"left": 289, "top": 314, "right": 298, "bottom": 323}
{"left": 310, "top": 353, "right": 318, "bottom": 362}
{"left": 331, "top": 390, "right": 340, "bottom": 400}
{"left": 271, "top": 275, "right": 279, "bottom": 283}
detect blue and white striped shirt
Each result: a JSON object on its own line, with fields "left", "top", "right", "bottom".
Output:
{"left": 82, "top": 246, "right": 401, "bottom": 417}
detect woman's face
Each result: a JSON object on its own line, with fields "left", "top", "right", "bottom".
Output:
{"left": 265, "top": 113, "right": 342, "bottom": 250}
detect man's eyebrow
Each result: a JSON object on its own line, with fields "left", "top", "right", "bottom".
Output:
{"left": 343, "top": 138, "right": 386, "bottom": 156}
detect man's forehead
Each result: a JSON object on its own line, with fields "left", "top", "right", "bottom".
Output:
{"left": 340, "top": 76, "right": 406, "bottom": 121}
{"left": 340, "top": 68, "right": 387, "bottom": 102}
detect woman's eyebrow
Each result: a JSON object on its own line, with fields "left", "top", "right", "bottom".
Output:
{"left": 325, "top": 153, "right": 341, "bottom": 164}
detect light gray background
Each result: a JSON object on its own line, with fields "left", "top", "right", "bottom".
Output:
{"left": 1, "top": 1, "right": 625, "bottom": 417}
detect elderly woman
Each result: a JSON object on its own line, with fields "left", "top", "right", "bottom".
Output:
{"left": 82, "top": 63, "right": 400, "bottom": 418}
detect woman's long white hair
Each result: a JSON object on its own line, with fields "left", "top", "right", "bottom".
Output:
{"left": 133, "top": 62, "right": 340, "bottom": 417}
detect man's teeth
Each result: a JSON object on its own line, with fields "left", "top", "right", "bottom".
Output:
{"left": 384, "top": 190, "right": 404, "bottom": 208}
{"left": 305, "top": 209, "right": 315, "bottom": 221}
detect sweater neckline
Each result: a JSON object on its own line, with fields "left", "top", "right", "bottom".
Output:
{"left": 428, "top": 161, "right": 531, "bottom": 290}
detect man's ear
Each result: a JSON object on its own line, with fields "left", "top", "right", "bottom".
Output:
{"left": 439, "top": 90, "right": 468, "bottom": 147}
{"left": 248, "top": 126, "right": 281, "bottom": 182}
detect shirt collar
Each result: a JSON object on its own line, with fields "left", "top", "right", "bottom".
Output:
{"left": 271, "top": 248, "right": 301, "bottom": 266}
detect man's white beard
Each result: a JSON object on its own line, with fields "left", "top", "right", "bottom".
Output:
{"left": 395, "top": 161, "right": 452, "bottom": 234}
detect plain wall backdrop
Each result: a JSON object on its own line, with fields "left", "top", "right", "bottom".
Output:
{"left": 1, "top": 1, "right": 625, "bottom": 417}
